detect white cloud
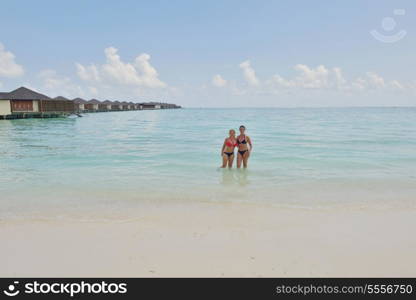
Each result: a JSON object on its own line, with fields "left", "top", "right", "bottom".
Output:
{"left": 0, "top": 43, "right": 24, "bottom": 78}
{"left": 293, "top": 64, "right": 330, "bottom": 89}
{"left": 212, "top": 74, "right": 227, "bottom": 87}
{"left": 268, "top": 74, "right": 295, "bottom": 88}
{"left": 76, "top": 63, "right": 100, "bottom": 82}
{"left": 351, "top": 77, "right": 367, "bottom": 91}
{"left": 333, "top": 67, "right": 347, "bottom": 89}
{"left": 351, "top": 72, "right": 386, "bottom": 91}
{"left": 365, "top": 72, "right": 385, "bottom": 88}
{"left": 38, "top": 69, "right": 85, "bottom": 98}
{"left": 389, "top": 80, "right": 404, "bottom": 90}
{"left": 267, "top": 65, "right": 335, "bottom": 90}
{"left": 77, "top": 47, "right": 166, "bottom": 89}
{"left": 239, "top": 60, "right": 259, "bottom": 86}
{"left": 133, "top": 53, "right": 166, "bottom": 88}
{"left": 39, "top": 69, "right": 70, "bottom": 89}
{"left": 101, "top": 47, "right": 141, "bottom": 85}
{"left": 220, "top": 61, "right": 411, "bottom": 99}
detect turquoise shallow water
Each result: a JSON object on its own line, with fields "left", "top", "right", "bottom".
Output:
{"left": 1, "top": 108, "right": 416, "bottom": 218}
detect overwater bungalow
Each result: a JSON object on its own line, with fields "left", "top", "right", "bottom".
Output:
{"left": 103, "top": 100, "right": 113, "bottom": 111}
{"left": 0, "top": 92, "right": 10, "bottom": 116}
{"left": 0, "top": 87, "right": 47, "bottom": 116}
{"left": 0, "top": 87, "right": 74, "bottom": 119}
{"left": 84, "top": 99, "right": 100, "bottom": 112}
{"left": 161, "top": 103, "right": 181, "bottom": 109}
{"left": 54, "top": 96, "right": 69, "bottom": 101}
{"left": 0, "top": 86, "right": 181, "bottom": 119}
{"left": 43, "top": 96, "right": 75, "bottom": 113}
{"left": 73, "top": 98, "right": 87, "bottom": 112}
{"left": 128, "top": 102, "right": 135, "bottom": 110}
{"left": 0, "top": 92, "right": 13, "bottom": 117}
{"left": 141, "top": 102, "right": 161, "bottom": 110}
{"left": 97, "top": 101, "right": 108, "bottom": 111}
{"left": 111, "top": 101, "right": 122, "bottom": 110}
{"left": 121, "top": 101, "right": 129, "bottom": 110}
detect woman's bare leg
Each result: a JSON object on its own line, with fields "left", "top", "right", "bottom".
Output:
{"left": 227, "top": 154, "right": 234, "bottom": 168}
{"left": 243, "top": 152, "right": 249, "bottom": 168}
{"left": 237, "top": 153, "right": 243, "bottom": 168}
{"left": 221, "top": 154, "right": 228, "bottom": 168}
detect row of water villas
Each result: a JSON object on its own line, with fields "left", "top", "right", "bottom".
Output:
{"left": 0, "top": 87, "right": 181, "bottom": 120}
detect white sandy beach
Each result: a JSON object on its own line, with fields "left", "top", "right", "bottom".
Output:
{"left": 1, "top": 201, "right": 415, "bottom": 277}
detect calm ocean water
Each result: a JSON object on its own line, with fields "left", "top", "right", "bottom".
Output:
{"left": 1, "top": 108, "right": 416, "bottom": 219}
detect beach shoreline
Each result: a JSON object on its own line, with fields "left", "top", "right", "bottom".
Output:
{"left": 2, "top": 200, "right": 415, "bottom": 277}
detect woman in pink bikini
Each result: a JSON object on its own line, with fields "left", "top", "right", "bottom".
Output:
{"left": 220, "top": 129, "right": 238, "bottom": 168}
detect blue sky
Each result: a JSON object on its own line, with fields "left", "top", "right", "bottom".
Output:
{"left": 0, "top": 0, "right": 415, "bottom": 107}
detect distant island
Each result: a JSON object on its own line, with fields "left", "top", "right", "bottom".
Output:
{"left": 0, "top": 87, "right": 181, "bottom": 120}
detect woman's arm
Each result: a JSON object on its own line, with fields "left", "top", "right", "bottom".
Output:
{"left": 221, "top": 139, "right": 226, "bottom": 155}
{"left": 247, "top": 136, "right": 253, "bottom": 152}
